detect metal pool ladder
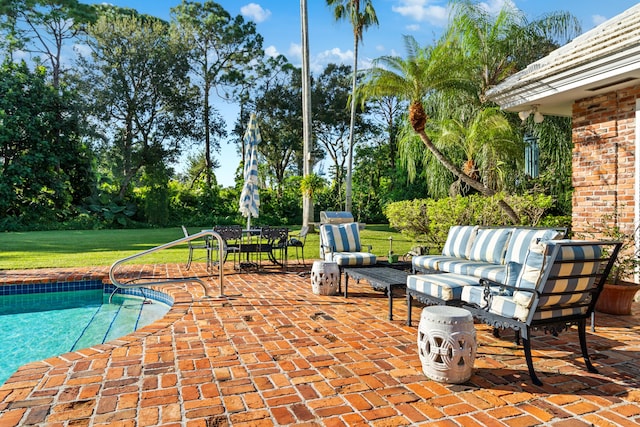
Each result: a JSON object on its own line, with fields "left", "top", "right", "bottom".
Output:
{"left": 109, "top": 230, "right": 226, "bottom": 302}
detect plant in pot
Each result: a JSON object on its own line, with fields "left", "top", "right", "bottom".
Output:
{"left": 582, "top": 214, "right": 640, "bottom": 315}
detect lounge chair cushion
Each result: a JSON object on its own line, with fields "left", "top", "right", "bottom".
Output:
{"left": 331, "top": 252, "right": 377, "bottom": 266}
{"left": 320, "top": 222, "right": 362, "bottom": 252}
{"left": 497, "top": 240, "right": 603, "bottom": 321}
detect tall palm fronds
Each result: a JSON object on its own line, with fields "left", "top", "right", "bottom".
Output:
{"left": 447, "top": 0, "right": 581, "bottom": 98}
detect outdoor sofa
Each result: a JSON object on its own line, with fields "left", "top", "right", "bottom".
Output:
{"left": 407, "top": 225, "right": 621, "bottom": 385}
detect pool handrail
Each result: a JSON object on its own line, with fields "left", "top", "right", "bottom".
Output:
{"left": 109, "top": 230, "right": 225, "bottom": 299}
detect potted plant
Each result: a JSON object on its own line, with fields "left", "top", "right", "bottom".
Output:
{"left": 584, "top": 214, "right": 640, "bottom": 315}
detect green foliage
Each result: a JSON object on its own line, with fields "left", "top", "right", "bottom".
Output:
{"left": 83, "top": 191, "right": 137, "bottom": 228}
{"left": 300, "top": 173, "right": 326, "bottom": 198}
{"left": 0, "top": 61, "right": 91, "bottom": 230}
{"left": 578, "top": 212, "right": 640, "bottom": 284}
{"left": 0, "top": 1, "right": 578, "bottom": 233}
{"left": 385, "top": 193, "right": 560, "bottom": 249}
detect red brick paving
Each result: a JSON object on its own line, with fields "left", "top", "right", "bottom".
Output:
{"left": 1, "top": 263, "right": 640, "bottom": 426}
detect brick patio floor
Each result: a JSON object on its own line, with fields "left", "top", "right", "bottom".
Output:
{"left": 1, "top": 263, "right": 640, "bottom": 426}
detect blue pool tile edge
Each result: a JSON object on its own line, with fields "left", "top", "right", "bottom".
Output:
{"left": 0, "top": 280, "right": 174, "bottom": 306}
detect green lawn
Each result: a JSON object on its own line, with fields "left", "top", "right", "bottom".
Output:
{"left": 0, "top": 225, "right": 418, "bottom": 270}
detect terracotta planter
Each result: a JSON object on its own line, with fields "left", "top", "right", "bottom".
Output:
{"left": 595, "top": 281, "right": 640, "bottom": 315}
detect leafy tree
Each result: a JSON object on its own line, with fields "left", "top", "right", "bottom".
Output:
{"left": 0, "top": 61, "right": 91, "bottom": 228}
{"left": 326, "top": 0, "right": 378, "bottom": 212}
{"left": 0, "top": 0, "right": 97, "bottom": 87}
{"left": 313, "top": 63, "right": 371, "bottom": 205}
{"left": 171, "top": 0, "right": 264, "bottom": 187}
{"left": 77, "top": 12, "right": 199, "bottom": 200}
{"left": 253, "top": 63, "right": 303, "bottom": 194}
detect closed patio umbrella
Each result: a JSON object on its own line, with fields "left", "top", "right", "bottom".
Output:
{"left": 239, "top": 113, "right": 261, "bottom": 230}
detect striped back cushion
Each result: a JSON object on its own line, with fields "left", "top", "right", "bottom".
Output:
{"left": 512, "top": 239, "right": 550, "bottom": 308}
{"left": 513, "top": 241, "right": 603, "bottom": 309}
{"left": 537, "top": 243, "right": 602, "bottom": 309}
{"left": 442, "top": 226, "right": 477, "bottom": 258}
{"left": 320, "top": 222, "right": 362, "bottom": 252}
{"left": 468, "top": 228, "right": 512, "bottom": 263}
{"left": 504, "top": 229, "right": 563, "bottom": 264}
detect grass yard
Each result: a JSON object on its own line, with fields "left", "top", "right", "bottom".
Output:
{"left": 0, "top": 224, "right": 419, "bottom": 270}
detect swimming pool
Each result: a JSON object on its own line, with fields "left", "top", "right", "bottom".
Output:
{"left": 0, "top": 281, "right": 172, "bottom": 385}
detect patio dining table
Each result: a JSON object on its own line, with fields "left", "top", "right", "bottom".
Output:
{"left": 209, "top": 227, "right": 288, "bottom": 269}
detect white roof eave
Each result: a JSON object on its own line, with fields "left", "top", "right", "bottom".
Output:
{"left": 488, "top": 45, "right": 640, "bottom": 116}
{"left": 486, "top": 4, "right": 640, "bottom": 117}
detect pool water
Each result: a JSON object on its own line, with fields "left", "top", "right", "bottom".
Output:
{"left": 0, "top": 288, "right": 171, "bottom": 385}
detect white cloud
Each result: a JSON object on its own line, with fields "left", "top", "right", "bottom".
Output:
{"left": 288, "top": 42, "right": 302, "bottom": 61}
{"left": 318, "top": 47, "right": 353, "bottom": 63}
{"left": 264, "top": 45, "right": 279, "bottom": 58}
{"left": 592, "top": 14, "right": 608, "bottom": 26}
{"left": 405, "top": 24, "right": 420, "bottom": 31}
{"left": 289, "top": 44, "right": 371, "bottom": 73}
{"left": 477, "top": 0, "right": 516, "bottom": 15}
{"left": 392, "top": 0, "right": 448, "bottom": 26}
{"left": 240, "top": 3, "right": 271, "bottom": 23}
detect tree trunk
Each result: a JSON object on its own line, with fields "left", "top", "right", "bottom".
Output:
{"left": 300, "top": 0, "right": 314, "bottom": 228}
{"left": 416, "top": 129, "right": 520, "bottom": 224}
{"left": 345, "top": 34, "right": 358, "bottom": 213}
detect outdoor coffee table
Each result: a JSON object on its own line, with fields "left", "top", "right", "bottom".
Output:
{"left": 343, "top": 266, "right": 410, "bottom": 321}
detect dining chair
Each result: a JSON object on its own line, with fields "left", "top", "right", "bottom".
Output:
{"left": 181, "top": 225, "right": 212, "bottom": 270}
{"left": 212, "top": 225, "right": 242, "bottom": 270}
{"left": 287, "top": 225, "right": 309, "bottom": 264}
{"left": 264, "top": 227, "right": 289, "bottom": 268}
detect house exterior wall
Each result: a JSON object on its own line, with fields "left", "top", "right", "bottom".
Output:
{"left": 571, "top": 84, "right": 639, "bottom": 237}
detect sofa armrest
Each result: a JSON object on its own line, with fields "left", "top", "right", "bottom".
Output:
{"left": 479, "top": 278, "right": 538, "bottom": 308}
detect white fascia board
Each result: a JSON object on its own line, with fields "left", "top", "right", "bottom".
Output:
{"left": 489, "top": 45, "right": 640, "bottom": 114}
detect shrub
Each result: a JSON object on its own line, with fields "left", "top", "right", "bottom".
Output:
{"left": 385, "top": 193, "right": 559, "bottom": 249}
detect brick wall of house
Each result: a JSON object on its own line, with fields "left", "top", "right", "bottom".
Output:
{"left": 572, "top": 84, "right": 638, "bottom": 237}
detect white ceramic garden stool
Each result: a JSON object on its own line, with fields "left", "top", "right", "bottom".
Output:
{"left": 310, "top": 261, "right": 340, "bottom": 296}
{"left": 417, "top": 305, "right": 476, "bottom": 383}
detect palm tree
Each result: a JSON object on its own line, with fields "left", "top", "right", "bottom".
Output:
{"left": 437, "top": 106, "right": 521, "bottom": 194}
{"left": 361, "top": 35, "right": 523, "bottom": 223}
{"left": 325, "top": 0, "right": 378, "bottom": 212}
{"left": 448, "top": 0, "right": 581, "bottom": 101}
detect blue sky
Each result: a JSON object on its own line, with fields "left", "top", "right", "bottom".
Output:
{"left": 87, "top": 0, "right": 640, "bottom": 186}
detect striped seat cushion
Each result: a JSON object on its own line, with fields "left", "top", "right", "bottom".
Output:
{"left": 468, "top": 228, "right": 512, "bottom": 263}
{"left": 461, "top": 282, "right": 505, "bottom": 308}
{"left": 442, "top": 226, "right": 478, "bottom": 258}
{"left": 407, "top": 273, "right": 480, "bottom": 302}
{"left": 332, "top": 252, "right": 377, "bottom": 267}
{"left": 412, "top": 255, "right": 458, "bottom": 272}
{"left": 440, "top": 260, "right": 506, "bottom": 283}
{"left": 488, "top": 294, "right": 530, "bottom": 321}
